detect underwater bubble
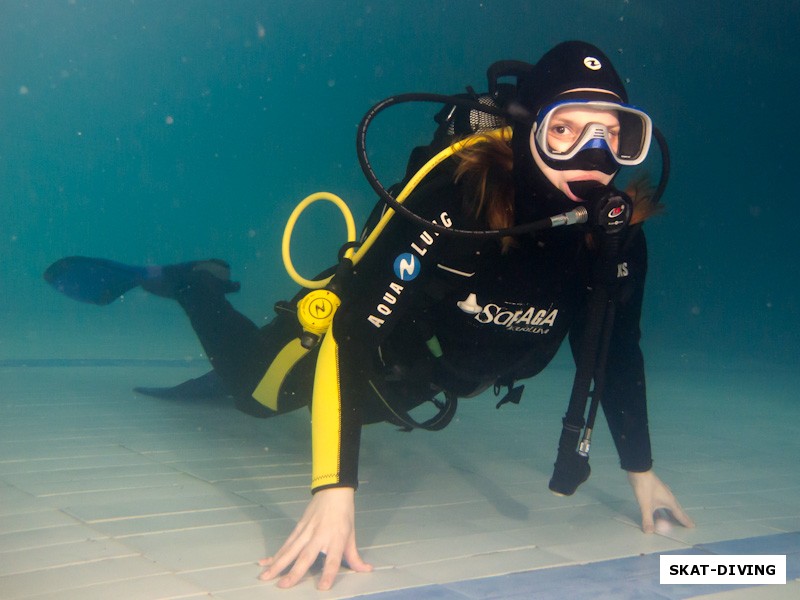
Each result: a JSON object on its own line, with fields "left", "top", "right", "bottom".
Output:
{"left": 19, "top": 85, "right": 29, "bottom": 95}
{"left": 165, "top": 115, "right": 175, "bottom": 125}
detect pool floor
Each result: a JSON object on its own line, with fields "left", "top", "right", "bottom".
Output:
{"left": 1, "top": 359, "right": 798, "bottom": 599}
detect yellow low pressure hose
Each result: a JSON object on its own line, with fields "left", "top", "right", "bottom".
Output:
{"left": 281, "top": 127, "right": 511, "bottom": 289}
{"left": 351, "top": 127, "right": 511, "bottom": 266}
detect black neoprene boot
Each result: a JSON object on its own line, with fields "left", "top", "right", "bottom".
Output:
{"left": 140, "top": 259, "right": 240, "bottom": 299}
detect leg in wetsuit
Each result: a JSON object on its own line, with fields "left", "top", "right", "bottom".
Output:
{"left": 145, "top": 262, "right": 315, "bottom": 418}
{"left": 145, "top": 261, "right": 451, "bottom": 428}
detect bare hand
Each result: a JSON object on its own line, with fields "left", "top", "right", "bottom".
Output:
{"left": 627, "top": 470, "right": 695, "bottom": 533}
{"left": 258, "top": 487, "right": 373, "bottom": 590}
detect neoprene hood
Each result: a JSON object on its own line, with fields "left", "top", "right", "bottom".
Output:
{"left": 512, "top": 41, "right": 630, "bottom": 220}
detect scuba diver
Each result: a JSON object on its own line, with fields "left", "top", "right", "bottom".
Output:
{"left": 45, "top": 41, "right": 694, "bottom": 590}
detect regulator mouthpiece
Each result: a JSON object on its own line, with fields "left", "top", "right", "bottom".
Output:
{"left": 567, "top": 182, "right": 632, "bottom": 235}
{"left": 567, "top": 180, "right": 606, "bottom": 200}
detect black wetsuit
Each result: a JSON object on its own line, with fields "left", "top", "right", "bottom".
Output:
{"left": 176, "top": 158, "right": 653, "bottom": 493}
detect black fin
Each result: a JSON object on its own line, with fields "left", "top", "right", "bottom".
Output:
{"left": 134, "top": 370, "right": 229, "bottom": 399}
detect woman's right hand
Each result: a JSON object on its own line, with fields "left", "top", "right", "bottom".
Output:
{"left": 258, "top": 486, "right": 373, "bottom": 590}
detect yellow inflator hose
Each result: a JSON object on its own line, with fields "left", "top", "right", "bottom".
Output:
{"left": 281, "top": 127, "right": 511, "bottom": 290}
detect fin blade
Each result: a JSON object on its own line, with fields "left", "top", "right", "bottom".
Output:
{"left": 44, "top": 256, "right": 148, "bottom": 305}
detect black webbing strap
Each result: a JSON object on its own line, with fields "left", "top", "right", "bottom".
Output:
{"left": 369, "top": 381, "right": 458, "bottom": 432}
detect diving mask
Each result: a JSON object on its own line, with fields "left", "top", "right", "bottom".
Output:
{"left": 531, "top": 100, "right": 652, "bottom": 172}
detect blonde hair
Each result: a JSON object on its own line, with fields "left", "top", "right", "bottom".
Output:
{"left": 625, "top": 172, "right": 663, "bottom": 225}
{"left": 453, "top": 132, "right": 661, "bottom": 252}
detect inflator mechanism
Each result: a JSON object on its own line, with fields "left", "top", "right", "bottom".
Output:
{"left": 296, "top": 289, "right": 341, "bottom": 349}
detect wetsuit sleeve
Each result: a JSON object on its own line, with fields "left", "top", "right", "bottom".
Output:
{"left": 570, "top": 228, "right": 653, "bottom": 472}
{"left": 310, "top": 321, "right": 363, "bottom": 491}
{"left": 309, "top": 164, "right": 467, "bottom": 493}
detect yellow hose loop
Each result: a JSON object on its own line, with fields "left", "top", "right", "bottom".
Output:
{"left": 282, "top": 127, "right": 512, "bottom": 287}
{"left": 282, "top": 192, "right": 357, "bottom": 289}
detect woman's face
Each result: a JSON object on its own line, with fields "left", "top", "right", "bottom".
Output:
{"left": 531, "top": 105, "right": 620, "bottom": 202}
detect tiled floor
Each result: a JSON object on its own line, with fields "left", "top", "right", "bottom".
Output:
{"left": 1, "top": 356, "right": 798, "bottom": 599}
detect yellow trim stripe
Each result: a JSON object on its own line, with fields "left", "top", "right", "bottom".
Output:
{"left": 311, "top": 329, "right": 343, "bottom": 489}
{"left": 251, "top": 338, "right": 309, "bottom": 411}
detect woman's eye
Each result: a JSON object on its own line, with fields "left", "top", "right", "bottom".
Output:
{"left": 551, "top": 125, "right": 570, "bottom": 136}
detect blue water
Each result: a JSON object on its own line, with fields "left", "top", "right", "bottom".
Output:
{"left": 0, "top": 0, "right": 800, "bottom": 342}
{"left": 1, "top": 1, "right": 798, "bottom": 366}
{"left": 1, "top": 6, "right": 799, "bottom": 598}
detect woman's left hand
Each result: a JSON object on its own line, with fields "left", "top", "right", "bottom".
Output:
{"left": 627, "top": 470, "right": 695, "bottom": 533}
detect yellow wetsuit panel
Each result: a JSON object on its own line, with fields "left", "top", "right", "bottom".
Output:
{"left": 311, "top": 329, "right": 343, "bottom": 489}
{"left": 251, "top": 338, "right": 309, "bottom": 411}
